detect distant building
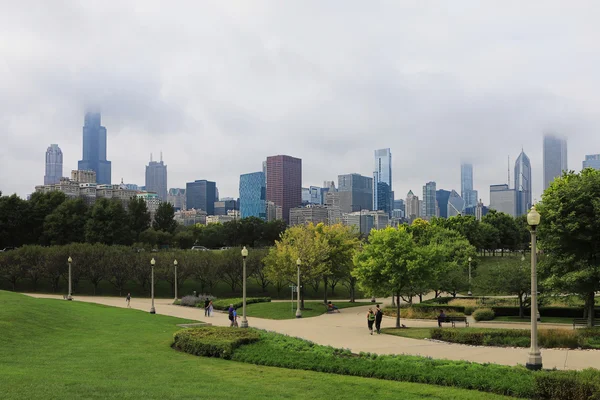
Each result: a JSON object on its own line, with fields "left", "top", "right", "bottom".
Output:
{"left": 460, "top": 163, "right": 478, "bottom": 210}
{"left": 490, "top": 184, "right": 516, "bottom": 217}
{"left": 514, "top": 150, "right": 532, "bottom": 216}
{"left": 543, "top": 134, "right": 567, "bottom": 191}
{"left": 422, "top": 182, "right": 437, "bottom": 219}
{"left": 167, "top": 188, "right": 186, "bottom": 211}
{"left": 266, "top": 155, "right": 302, "bottom": 224}
{"left": 436, "top": 189, "right": 451, "bottom": 219}
{"left": 145, "top": 154, "right": 168, "bottom": 201}
{"left": 338, "top": 173, "right": 373, "bottom": 213}
{"left": 475, "top": 199, "right": 487, "bottom": 221}
{"left": 343, "top": 210, "right": 388, "bottom": 236}
{"left": 405, "top": 190, "right": 420, "bottom": 222}
{"left": 206, "top": 215, "right": 235, "bottom": 224}
{"left": 325, "top": 191, "right": 343, "bottom": 225}
{"left": 302, "top": 186, "right": 323, "bottom": 205}
{"left": 214, "top": 199, "right": 237, "bottom": 216}
{"left": 44, "top": 144, "right": 63, "bottom": 185}
{"left": 373, "top": 148, "right": 393, "bottom": 215}
{"left": 174, "top": 209, "right": 207, "bottom": 226}
{"left": 266, "top": 201, "right": 283, "bottom": 222}
{"left": 239, "top": 171, "right": 266, "bottom": 219}
{"left": 186, "top": 180, "right": 217, "bottom": 215}
{"left": 447, "top": 190, "right": 465, "bottom": 217}
{"left": 583, "top": 154, "right": 600, "bottom": 171}
{"left": 393, "top": 199, "right": 405, "bottom": 215}
{"left": 71, "top": 170, "right": 96, "bottom": 183}
{"left": 123, "top": 183, "right": 139, "bottom": 191}
{"left": 137, "top": 192, "right": 161, "bottom": 218}
{"left": 78, "top": 112, "right": 111, "bottom": 185}
{"left": 289, "top": 205, "right": 329, "bottom": 226}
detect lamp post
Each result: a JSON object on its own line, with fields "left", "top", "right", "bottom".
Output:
{"left": 467, "top": 256, "right": 473, "bottom": 296}
{"left": 526, "top": 205, "right": 542, "bottom": 370}
{"left": 296, "top": 258, "right": 302, "bottom": 318}
{"left": 173, "top": 259, "right": 178, "bottom": 301}
{"left": 150, "top": 258, "right": 156, "bottom": 314}
{"left": 241, "top": 246, "right": 249, "bottom": 328}
{"left": 67, "top": 257, "right": 73, "bottom": 300}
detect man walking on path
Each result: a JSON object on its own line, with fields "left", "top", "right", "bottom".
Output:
{"left": 204, "top": 298, "right": 210, "bottom": 317}
{"left": 126, "top": 293, "right": 131, "bottom": 308}
{"left": 375, "top": 304, "right": 383, "bottom": 334}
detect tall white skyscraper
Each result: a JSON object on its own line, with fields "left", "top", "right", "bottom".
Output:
{"left": 44, "top": 144, "right": 63, "bottom": 185}
{"left": 543, "top": 134, "right": 567, "bottom": 190}
{"left": 373, "top": 148, "right": 393, "bottom": 215}
{"left": 514, "top": 150, "right": 532, "bottom": 216}
{"left": 460, "top": 163, "right": 478, "bottom": 209}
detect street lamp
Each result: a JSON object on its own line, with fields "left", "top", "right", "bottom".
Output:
{"left": 67, "top": 257, "right": 73, "bottom": 300}
{"left": 241, "top": 246, "right": 249, "bottom": 328}
{"left": 173, "top": 259, "right": 178, "bottom": 301}
{"left": 150, "top": 258, "right": 156, "bottom": 314}
{"left": 296, "top": 258, "right": 302, "bottom": 318}
{"left": 467, "top": 256, "right": 473, "bottom": 296}
{"left": 526, "top": 205, "right": 542, "bottom": 370}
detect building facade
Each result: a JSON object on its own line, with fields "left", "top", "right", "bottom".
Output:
{"left": 338, "top": 173, "right": 373, "bottom": 213}
{"left": 447, "top": 190, "right": 465, "bottom": 217}
{"left": 405, "top": 190, "right": 420, "bottom": 222}
{"left": 71, "top": 169, "right": 96, "bottom": 183}
{"left": 289, "top": 205, "right": 329, "bottom": 226}
{"left": 422, "top": 181, "right": 437, "bottom": 219}
{"left": 302, "top": 186, "right": 323, "bottom": 205}
{"left": 583, "top": 154, "right": 600, "bottom": 171}
{"left": 514, "top": 150, "right": 532, "bottom": 216}
{"left": 266, "top": 201, "right": 283, "bottom": 222}
{"left": 490, "top": 184, "right": 516, "bottom": 217}
{"left": 239, "top": 171, "right": 266, "bottom": 220}
{"left": 460, "top": 163, "right": 478, "bottom": 210}
{"left": 436, "top": 189, "right": 451, "bottom": 219}
{"left": 78, "top": 112, "right": 111, "bottom": 185}
{"left": 44, "top": 144, "right": 63, "bottom": 185}
{"left": 373, "top": 148, "right": 393, "bottom": 215}
{"left": 174, "top": 209, "right": 207, "bottom": 226}
{"left": 186, "top": 180, "right": 217, "bottom": 215}
{"left": 266, "top": 155, "right": 302, "bottom": 224}
{"left": 214, "top": 199, "right": 237, "bottom": 216}
{"left": 167, "top": 188, "right": 186, "bottom": 211}
{"left": 543, "top": 134, "right": 568, "bottom": 191}
{"left": 145, "top": 155, "right": 168, "bottom": 201}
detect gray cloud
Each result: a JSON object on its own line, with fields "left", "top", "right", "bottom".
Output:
{"left": 2, "top": 0, "right": 600, "bottom": 205}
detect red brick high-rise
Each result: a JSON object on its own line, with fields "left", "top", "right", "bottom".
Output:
{"left": 266, "top": 155, "right": 302, "bottom": 223}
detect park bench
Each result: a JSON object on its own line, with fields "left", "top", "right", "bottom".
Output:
{"left": 573, "top": 318, "right": 600, "bottom": 329}
{"left": 440, "top": 316, "right": 469, "bottom": 327}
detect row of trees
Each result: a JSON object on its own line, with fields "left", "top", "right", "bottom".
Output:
{"left": 0, "top": 191, "right": 286, "bottom": 249}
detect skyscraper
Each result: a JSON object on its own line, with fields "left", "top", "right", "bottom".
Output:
{"left": 145, "top": 153, "right": 168, "bottom": 201}
{"left": 514, "top": 150, "right": 532, "bottom": 216}
{"left": 490, "top": 184, "right": 516, "bottom": 217}
{"left": 186, "top": 180, "right": 217, "bottom": 214}
{"left": 167, "top": 188, "right": 186, "bottom": 211}
{"left": 266, "top": 155, "right": 302, "bottom": 223}
{"left": 543, "top": 134, "right": 567, "bottom": 190}
{"left": 373, "top": 148, "right": 393, "bottom": 215}
{"left": 436, "top": 189, "right": 451, "bottom": 219}
{"left": 44, "top": 144, "right": 63, "bottom": 185}
{"left": 447, "top": 190, "right": 465, "bottom": 217}
{"left": 239, "top": 171, "right": 266, "bottom": 219}
{"left": 460, "top": 163, "right": 478, "bottom": 209}
{"left": 422, "top": 181, "right": 437, "bottom": 219}
{"left": 337, "top": 173, "right": 373, "bottom": 213}
{"left": 583, "top": 154, "right": 600, "bottom": 170}
{"left": 78, "top": 112, "right": 111, "bottom": 185}
{"left": 405, "top": 190, "right": 420, "bottom": 222}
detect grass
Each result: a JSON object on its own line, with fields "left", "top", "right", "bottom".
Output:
{"left": 0, "top": 291, "right": 515, "bottom": 400}
{"left": 244, "top": 301, "right": 371, "bottom": 319}
{"left": 495, "top": 316, "right": 573, "bottom": 324}
{"left": 381, "top": 327, "right": 433, "bottom": 339}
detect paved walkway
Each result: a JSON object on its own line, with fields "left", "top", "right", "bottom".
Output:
{"left": 24, "top": 294, "right": 600, "bottom": 371}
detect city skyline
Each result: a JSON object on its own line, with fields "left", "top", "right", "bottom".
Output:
{"left": 3, "top": 3, "right": 600, "bottom": 204}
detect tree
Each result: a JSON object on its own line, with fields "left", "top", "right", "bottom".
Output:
{"left": 481, "top": 210, "right": 519, "bottom": 255}
{"left": 128, "top": 197, "right": 151, "bottom": 242}
{"left": 152, "top": 202, "right": 177, "bottom": 234}
{"left": 85, "top": 199, "right": 131, "bottom": 245}
{"left": 0, "top": 194, "right": 30, "bottom": 248}
{"left": 538, "top": 168, "right": 600, "bottom": 327}
{"left": 354, "top": 226, "right": 433, "bottom": 328}
{"left": 16, "top": 245, "right": 45, "bottom": 292}
{"left": 43, "top": 199, "right": 88, "bottom": 245}
{"left": 106, "top": 246, "right": 134, "bottom": 296}
{"left": 27, "top": 191, "right": 67, "bottom": 245}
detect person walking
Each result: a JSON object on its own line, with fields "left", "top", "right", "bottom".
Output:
{"left": 228, "top": 304, "right": 235, "bottom": 327}
{"left": 208, "top": 300, "right": 214, "bottom": 317}
{"left": 126, "top": 293, "right": 131, "bottom": 308}
{"left": 375, "top": 304, "right": 383, "bottom": 334}
{"left": 233, "top": 308, "right": 238, "bottom": 327}
{"left": 367, "top": 308, "right": 376, "bottom": 335}
{"left": 437, "top": 309, "right": 446, "bottom": 328}
{"left": 204, "top": 298, "right": 210, "bottom": 317}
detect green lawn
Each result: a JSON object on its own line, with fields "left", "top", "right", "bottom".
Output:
{"left": 0, "top": 291, "right": 514, "bottom": 400}
{"left": 494, "top": 316, "right": 573, "bottom": 324}
{"left": 245, "top": 301, "right": 371, "bottom": 319}
{"left": 381, "top": 327, "right": 433, "bottom": 339}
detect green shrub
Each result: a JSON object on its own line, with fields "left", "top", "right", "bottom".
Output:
{"left": 172, "top": 327, "right": 260, "bottom": 359}
{"left": 209, "top": 297, "right": 271, "bottom": 311}
{"left": 464, "top": 306, "right": 476, "bottom": 316}
{"left": 383, "top": 307, "right": 462, "bottom": 320}
{"left": 535, "top": 369, "right": 600, "bottom": 400}
{"left": 473, "top": 308, "right": 495, "bottom": 321}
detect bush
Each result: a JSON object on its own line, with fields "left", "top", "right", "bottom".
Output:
{"left": 473, "top": 308, "right": 495, "bottom": 321}
{"left": 464, "top": 306, "right": 476, "bottom": 316}
{"left": 180, "top": 295, "right": 205, "bottom": 307}
{"left": 210, "top": 297, "right": 271, "bottom": 311}
{"left": 172, "top": 327, "right": 260, "bottom": 359}
{"left": 383, "top": 307, "right": 463, "bottom": 320}
{"left": 535, "top": 370, "right": 600, "bottom": 400}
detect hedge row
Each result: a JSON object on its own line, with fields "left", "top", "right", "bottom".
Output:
{"left": 414, "top": 302, "right": 598, "bottom": 318}
{"left": 173, "top": 326, "right": 600, "bottom": 399}
{"left": 209, "top": 297, "right": 271, "bottom": 311}
{"left": 172, "top": 326, "right": 260, "bottom": 358}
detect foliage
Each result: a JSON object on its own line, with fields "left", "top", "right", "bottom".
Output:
{"left": 152, "top": 201, "right": 178, "bottom": 234}
{"left": 382, "top": 306, "right": 463, "bottom": 320}
{"left": 128, "top": 197, "right": 151, "bottom": 242}
{"left": 85, "top": 198, "right": 131, "bottom": 245}
{"left": 210, "top": 297, "right": 271, "bottom": 311}
{"left": 538, "top": 168, "right": 600, "bottom": 328}
{"left": 243, "top": 301, "right": 370, "bottom": 320}
{"left": 473, "top": 308, "right": 495, "bottom": 321}
{"left": 180, "top": 295, "right": 209, "bottom": 307}
{"left": 464, "top": 306, "right": 476, "bottom": 316}
{"left": 172, "top": 327, "right": 260, "bottom": 359}
{"left": 43, "top": 198, "right": 89, "bottom": 245}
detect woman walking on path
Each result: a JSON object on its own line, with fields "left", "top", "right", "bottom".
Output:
{"left": 204, "top": 298, "right": 210, "bottom": 317}
{"left": 367, "top": 308, "right": 376, "bottom": 335}
{"left": 126, "top": 293, "right": 131, "bottom": 308}
{"left": 375, "top": 304, "right": 383, "bottom": 334}
{"left": 208, "top": 300, "right": 214, "bottom": 317}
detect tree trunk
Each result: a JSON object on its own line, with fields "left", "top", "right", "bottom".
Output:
{"left": 323, "top": 277, "right": 328, "bottom": 304}
{"left": 300, "top": 284, "right": 305, "bottom": 310}
{"left": 391, "top": 296, "right": 395, "bottom": 306}
{"left": 587, "top": 292, "right": 595, "bottom": 328}
{"left": 518, "top": 293, "right": 524, "bottom": 318}
{"left": 395, "top": 293, "right": 401, "bottom": 328}
{"left": 350, "top": 284, "right": 355, "bottom": 303}
{"left": 419, "top": 294, "right": 423, "bottom": 303}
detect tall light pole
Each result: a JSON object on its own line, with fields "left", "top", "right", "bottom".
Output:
{"left": 296, "top": 258, "right": 302, "bottom": 318}
{"left": 67, "top": 256, "right": 73, "bottom": 300}
{"left": 467, "top": 256, "right": 473, "bottom": 296}
{"left": 526, "top": 205, "right": 542, "bottom": 370}
{"left": 173, "top": 259, "right": 178, "bottom": 301}
{"left": 241, "top": 246, "right": 249, "bottom": 328}
{"left": 150, "top": 257, "right": 156, "bottom": 314}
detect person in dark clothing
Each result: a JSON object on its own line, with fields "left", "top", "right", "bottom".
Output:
{"left": 437, "top": 309, "right": 446, "bottom": 328}
{"left": 228, "top": 304, "right": 235, "bottom": 327}
{"left": 375, "top": 304, "right": 383, "bottom": 334}
{"left": 204, "top": 298, "right": 210, "bottom": 317}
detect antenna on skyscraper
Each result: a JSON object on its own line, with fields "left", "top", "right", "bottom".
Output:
{"left": 508, "top": 156, "right": 510, "bottom": 187}
{"left": 150, "top": 153, "right": 153, "bottom": 162}
{"left": 160, "top": 151, "right": 163, "bottom": 162}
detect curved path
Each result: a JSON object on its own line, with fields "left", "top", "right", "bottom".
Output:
{"left": 24, "top": 293, "right": 600, "bottom": 371}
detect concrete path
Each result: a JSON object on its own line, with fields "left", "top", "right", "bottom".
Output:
{"left": 24, "top": 294, "right": 600, "bottom": 371}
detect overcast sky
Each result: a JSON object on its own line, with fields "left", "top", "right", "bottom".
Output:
{"left": 2, "top": 1, "right": 600, "bottom": 205}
